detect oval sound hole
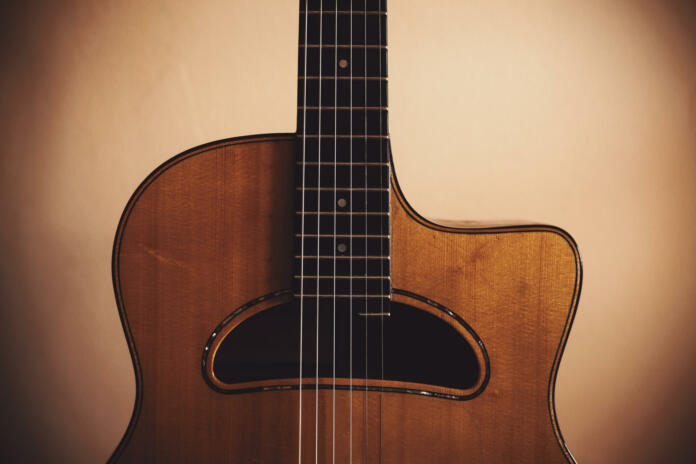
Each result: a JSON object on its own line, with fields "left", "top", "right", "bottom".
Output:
{"left": 212, "top": 300, "right": 480, "bottom": 390}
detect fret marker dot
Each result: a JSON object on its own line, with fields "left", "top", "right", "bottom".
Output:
{"left": 337, "top": 243, "right": 347, "bottom": 253}
{"left": 338, "top": 198, "right": 347, "bottom": 208}
{"left": 339, "top": 59, "right": 348, "bottom": 69}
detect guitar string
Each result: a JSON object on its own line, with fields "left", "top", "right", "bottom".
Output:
{"left": 298, "top": 1, "right": 309, "bottom": 462}
{"left": 378, "top": 4, "right": 386, "bottom": 462}
{"left": 349, "top": 2, "right": 354, "bottom": 462}
{"left": 315, "top": 1, "right": 324, "bottom": 462}
{"left": 332, "top": 3, "right": 338, "bottom": 464}
{"left": 299, "top": 5, "right": 388, "bottom": 462}
{"left": 363, "top": 2, "right": 369, "bottom": 461}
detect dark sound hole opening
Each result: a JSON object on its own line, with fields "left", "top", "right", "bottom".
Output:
{"left": 212, "top": 300, "right": 481, "bottom": 390}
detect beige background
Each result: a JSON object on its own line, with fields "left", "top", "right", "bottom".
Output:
{"left": 2, "top": 0, "right": 696, "bottom": 462}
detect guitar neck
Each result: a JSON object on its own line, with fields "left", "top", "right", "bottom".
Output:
{"left": 294, "top": 0, "right": 390, "bottom": 299}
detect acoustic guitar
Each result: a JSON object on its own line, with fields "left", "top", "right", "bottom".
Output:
{"left": 111, "top": 1, "right": 582, "bottom": 462}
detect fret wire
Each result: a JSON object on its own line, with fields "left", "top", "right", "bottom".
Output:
{"left": 301, "top": 11, "right": 386, "bottom": 15}
{"left": 295, "top": 255, "right": 390, "bottom": 259}
{"left": 294, "top": 276, "right": 389, "bottom": 279}
{"left": 299, "top": 76, "right": 387, "bottom": 80}
{"left": 301, "top": 134, "right": 388, "bottom": 138}
{"left": 293, "top": 294, "right": 391, "bottom": 298}
{"left": 296, "top": 212, "right": 388, "bottom": 215}
{"left": 296, "top": 234, "right": 389, "bottom": 237}
{"left": 297, "top": 161, "right": 388, "bottom": 165}
{"left": 300, "top": 44, "right": 386, "bottom": 49}
{"left": 296, "top": 187, "right": 388, "bottom": 191}
{"left": 299, "top": 106, "right": 388, "bottom": 110}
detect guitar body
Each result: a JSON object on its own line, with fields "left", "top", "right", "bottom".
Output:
{"left": 111, "top": 134, "right": 580, "bottom": 463}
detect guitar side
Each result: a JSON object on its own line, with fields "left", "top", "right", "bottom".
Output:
{"left": 111, "top": 134, "right": 580, "bottom": 463}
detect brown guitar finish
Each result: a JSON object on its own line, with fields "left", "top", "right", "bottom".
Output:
{"left": 111, "top": 134, "right": 580, "bottom": 463}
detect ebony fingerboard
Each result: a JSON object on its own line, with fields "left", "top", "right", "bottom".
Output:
{"left": 295, "top": 0, "right": 390, "bottom": 301}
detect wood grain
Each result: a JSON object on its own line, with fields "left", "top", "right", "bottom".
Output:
{"left": 112, "top": 134, "right": 580, "bottom": 463}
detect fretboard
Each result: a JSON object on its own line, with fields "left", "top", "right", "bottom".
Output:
{"left": 295, "top": 0, "right": 390, "bottom": 300}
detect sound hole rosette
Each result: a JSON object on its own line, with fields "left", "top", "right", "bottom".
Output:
{"left": 201, "top": 289, "right": 490, "bottom": 400}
